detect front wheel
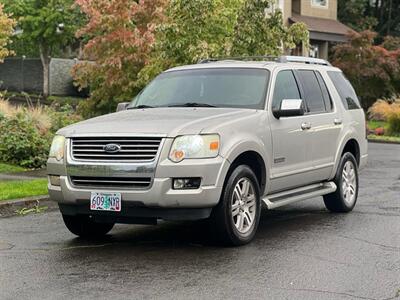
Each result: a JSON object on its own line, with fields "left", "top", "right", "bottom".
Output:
{"left": 211, "top": 165, "right": 261, "bottom": 246}
{"left": 62, "top": 214, "right": 114, "bottom": 238}
{"left": 323, "top": 152, "right": 359, "bottom": 213}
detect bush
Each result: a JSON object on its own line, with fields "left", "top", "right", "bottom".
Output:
{"left": 368, "top": 99, "right": 400, "bottom": 135}
{"left": 0, "top": 100, "right": 82, "bottom": 169}
{"left": 0, "top": 113, "right": 51, "bottom": 168}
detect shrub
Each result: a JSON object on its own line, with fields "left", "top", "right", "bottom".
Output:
{"left": 0, "top": 100, "right": 82, "bottom": 168}
{"left": 0, "top": 113, "right": 51, "bottom": 168}
{"left": 368, "top": 99, "right": 400, "bottom": 135}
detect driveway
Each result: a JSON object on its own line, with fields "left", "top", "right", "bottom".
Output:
{"left": 0, "top": 142, "right": 399, "bottom": 300}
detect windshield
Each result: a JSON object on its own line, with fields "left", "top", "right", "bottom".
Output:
{"left": 131, "top": 68, "right": 270, "bottom": 109}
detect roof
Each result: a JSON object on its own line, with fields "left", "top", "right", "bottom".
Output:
{"left": 289, "top": 13, "right": 353, "bottom": 38}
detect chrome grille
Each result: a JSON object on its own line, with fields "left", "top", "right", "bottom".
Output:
{"left": 70, "top": 176, "right": 152, "bottom": 189}
{"left": 71, "top": 137, "right": 162, "bottom": 161}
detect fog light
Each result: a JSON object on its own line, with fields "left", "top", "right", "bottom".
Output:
{"left": 173, "top": 178, "right": 201, "bottom": 190}
{"left": 48, "top": 175, "right": 61, "bottom": 186}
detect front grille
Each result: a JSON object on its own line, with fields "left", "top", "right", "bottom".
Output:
{"left": 71, "top": 137, "right": 162, "bottom": 161}
{"left": 70, "top": 176, "right": 152, "bottom": 189}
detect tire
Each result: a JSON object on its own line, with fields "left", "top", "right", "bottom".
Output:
{"left": 211, "top": 165, "right": 261, "bottom": 246}
{"left": 323, "top": 152, "right": 359, "bottom": 213}
{"left": 62, "top": 214, "right": 114, "bottom": 238}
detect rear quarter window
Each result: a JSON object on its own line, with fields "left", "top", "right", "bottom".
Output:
{"left": 327, "top": 71, "right": 361, "bottom": 110}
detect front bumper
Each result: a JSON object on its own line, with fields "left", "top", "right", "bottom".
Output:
{"left": 48, "top": 136, "right": 230, "bottom": 214}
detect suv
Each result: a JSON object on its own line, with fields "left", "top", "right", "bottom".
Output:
{"left": 47, "top": 56, "right": 368, "bottom": 245}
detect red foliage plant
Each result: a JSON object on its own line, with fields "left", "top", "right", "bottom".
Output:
{"left": 331, "top": 30, "right": 400, "bottom": 109}
{"left": 72, "top": 0, "right": 167, "bottom": 117}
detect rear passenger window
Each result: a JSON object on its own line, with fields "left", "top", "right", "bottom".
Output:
{"left": 297, "top": 70, "right": 326, "bottom": 113}
{"left": 272, "top": 70, "right": 301, "bottom": 111}
{"left": 328, "top": 71, "right": 361, "bottom": 110}
{"left": 315, "top": 71, "right": 333, "bottom": 111}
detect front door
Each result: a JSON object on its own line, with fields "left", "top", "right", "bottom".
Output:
{"left": 269, "top": 69, "right": 314, "bottom": 193}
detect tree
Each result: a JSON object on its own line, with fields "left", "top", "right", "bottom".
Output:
{"left": 2, "top": 0, "right": 81, "bottom": 97}
{"left": 0, "top": 3, "right": 15, "bottom": 62}
{"left": 137, "top": 0, "right": 244, "bottom": 86}
{"left": 231, "top": 0, "right": 309, "bottom": 56}
{"left": 139, "top": 0, "right": 309, "bottom": 85}
{"left": 72, "top": 0, "right": 167, "bottom": 117}
{"left": 331, "top": 30, "right": 400, "bottom": 109}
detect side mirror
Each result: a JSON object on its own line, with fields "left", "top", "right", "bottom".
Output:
{"left": 273, "top": 99, "right": 305, "bottom": 119}
{"left": 116, "top": 102, "right": 130, "bottom": 112}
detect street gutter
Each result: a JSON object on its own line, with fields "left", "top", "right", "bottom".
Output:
{"left": 0, "top": 195, "right": 57, "bottom": 218}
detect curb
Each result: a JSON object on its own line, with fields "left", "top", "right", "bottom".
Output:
{"left": 0, "top": 195, "right": 57, "bottom": 218}
{"left": 368, "top": 139, "right": 400, "bottom": 145}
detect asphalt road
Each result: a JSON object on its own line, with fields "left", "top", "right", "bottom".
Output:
{"left": 1, "top": 142, "right": 399, "bottom": 300}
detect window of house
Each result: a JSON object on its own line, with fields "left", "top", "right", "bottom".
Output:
{"left": 265, "top": 0, "right": 284, "bottom": 16}
{"left": 297, "top": 70, "right": 327, "bottom": 113}
{"left": 311, "top": 0, "right": 328, "bottom": 8}
{"left": 272, "top": 70, "right": 301, "bottom": 111}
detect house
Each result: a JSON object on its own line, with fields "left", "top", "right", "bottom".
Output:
{"left": 276, "top": 0, "right": 353, "bottom": 59}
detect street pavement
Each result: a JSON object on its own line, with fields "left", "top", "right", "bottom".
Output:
{"left": 0, "top": 142, "right": 399, "bottom": 300}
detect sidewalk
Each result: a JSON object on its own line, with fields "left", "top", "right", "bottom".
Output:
{"left": 0, "top": 169, "right": 46, "bottom": 181}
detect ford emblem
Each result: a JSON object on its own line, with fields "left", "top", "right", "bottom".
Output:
{"left": 103, "top": 143, "right": 121, "bottom": 153}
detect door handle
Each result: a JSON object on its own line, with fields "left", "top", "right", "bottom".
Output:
{"left": 334, "top": 118, "right": 342, "bottom": 125}
{"left": 301, "top": 122, "right": 312, "bottom": 130}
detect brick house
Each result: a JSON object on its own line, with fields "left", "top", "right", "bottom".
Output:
{"left": 276, "top": 0, "right": 353, "bottom": 59}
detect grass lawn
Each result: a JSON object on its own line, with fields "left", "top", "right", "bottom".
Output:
{"left": 368, "top": 134, "right": 400, "bottom": 143}
{"left": 0, "top": 162, "right": 26, "bottom": 173}
{"left": 0, "top": 179, "right": 48, "bottom": 201}
{"left": 367, "top": 120, "right": 389, "bottom": 130}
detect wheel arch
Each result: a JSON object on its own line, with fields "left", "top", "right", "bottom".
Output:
{"left": 330, "top": 135, "right": 361, "bottom": 179}
{"left": 222, "top": 142, "right": 270, "bottom": 196}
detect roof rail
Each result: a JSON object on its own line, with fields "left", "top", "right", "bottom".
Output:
{"left": 198, "top": 56, "right": 279, "bottom": 64}
{"left": 198, "top": 55, "right": 331, "bottom": 66}
{"left": 279, "top": 56, "right": 331, "bottom": 66}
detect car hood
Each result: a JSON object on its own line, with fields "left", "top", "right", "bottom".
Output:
{"left": 58, "top": 107, "right": 258, "bottom": 137}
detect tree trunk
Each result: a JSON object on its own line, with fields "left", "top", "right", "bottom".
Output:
{"left": 39, "top": 44, "right": 51, "bottom": 98}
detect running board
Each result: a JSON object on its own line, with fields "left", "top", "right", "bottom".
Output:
{"left": 262, "top": 182, "right": 337, "bottom": 210}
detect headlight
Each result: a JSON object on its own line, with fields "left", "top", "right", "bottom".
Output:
{"left": 49, "top": 135, "right": 65, "bottom": 161}
{"left": 169, "top": 134, "right": 220, "bottom": 162}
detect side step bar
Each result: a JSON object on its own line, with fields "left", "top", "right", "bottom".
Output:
{"left": 262, "top": 182, "right": 337, "bottom": 210}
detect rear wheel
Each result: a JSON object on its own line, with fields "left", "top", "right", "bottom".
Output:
{"left": 323, "top": 152, "right": 359, "bottom": 213}
{"left": 62, "top": 214, "right": 114, "bottom": 238}
{"left": 211, "top": 165, "right": 261, "bottom": 246}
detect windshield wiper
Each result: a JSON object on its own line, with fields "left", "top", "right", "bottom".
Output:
{"left": 168, "top": 102, "right": 217, "bottom": 108}
{"left": 127, "top": 105, "right": 155, "bottom": 109}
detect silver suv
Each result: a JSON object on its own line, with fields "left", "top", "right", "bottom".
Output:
{"left": 47, "top": 56, "right": 368, "bottom": 245}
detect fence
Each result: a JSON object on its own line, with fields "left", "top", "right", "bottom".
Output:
{"left": 0, "top": 57, "right": 85, "bottom": 97}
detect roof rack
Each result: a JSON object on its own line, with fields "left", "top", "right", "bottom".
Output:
{"left": 198, "top": 55, "right": 331, "bottom": 66}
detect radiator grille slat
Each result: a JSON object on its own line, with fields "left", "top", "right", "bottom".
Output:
{"left": 70, "top": 176, "right": 152, "bottom": 189}
{"left": 71, "top": 137, "right": 162, "bottom": 162}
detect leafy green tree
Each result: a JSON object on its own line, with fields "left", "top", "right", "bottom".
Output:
{"left": 0, "top": 3, "right": 15, "bottom": 61}
{"left": 231, "top": 0, "right": 309, "bottom": 56}
{"left": 137, "top": 0, "right": 243, "bottom": 86}
{"left": 2, "top": 0, "right": 82, "bottom": 97}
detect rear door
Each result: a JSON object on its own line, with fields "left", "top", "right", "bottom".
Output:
{"left": 268, "top": 69, "right": 315, "bottom": 192}
{"left": 295, "top": 69, "right": 343, "bottom": 181}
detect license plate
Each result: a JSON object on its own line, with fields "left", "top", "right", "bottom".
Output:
{"left": 90, "top": 192, "right": 121, "bottom": 212}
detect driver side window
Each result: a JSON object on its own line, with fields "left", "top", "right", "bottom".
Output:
{"left": 272, "top": 70, "right": 301, "bottom": 111}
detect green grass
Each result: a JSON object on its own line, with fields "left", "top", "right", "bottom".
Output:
{"left": 367, "top": 120, "right": 389, "bottom": 130}
{"left": 0, "top": 179, "right": 48, "bottom": 201}
{"left": 368, "top": 134, "right": 400, "bottom": 143}
{"left": 0, "top": 163, "right": 26, "bottom": 173}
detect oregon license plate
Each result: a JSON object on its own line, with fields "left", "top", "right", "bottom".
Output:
{"left": 90, "top": 192, "right": 121, "bottom": 212}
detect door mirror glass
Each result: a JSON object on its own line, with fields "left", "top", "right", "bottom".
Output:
{"left": 116, "top": 102, "right": 130, "bottom": 112}
{"left": 273, "top": 99, "right": 305, "bottom": 119}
